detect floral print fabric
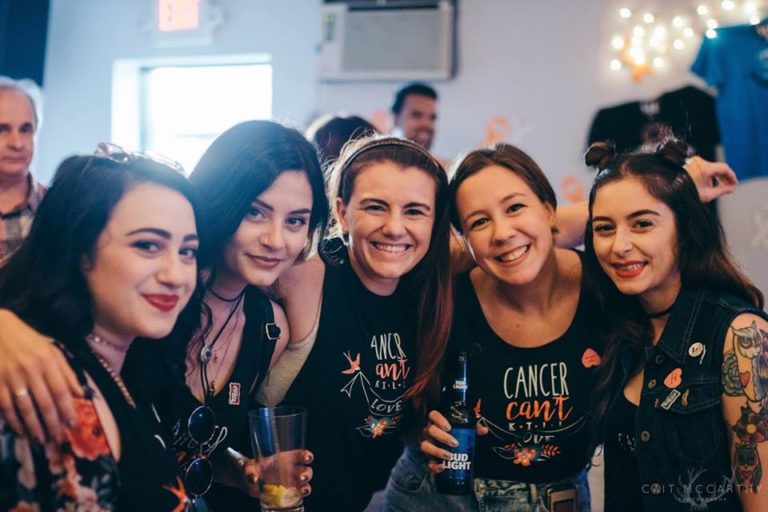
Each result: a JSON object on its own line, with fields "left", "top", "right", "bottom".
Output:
{"left": 1, "top": 398, "right": 119, "bottom": 511}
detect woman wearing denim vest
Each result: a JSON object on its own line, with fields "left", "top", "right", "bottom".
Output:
{"left": 585, "top": 139, "right": 768, "bottom": 512}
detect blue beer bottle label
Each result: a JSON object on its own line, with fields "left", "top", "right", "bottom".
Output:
{"left": 441, "top": 427, "right": 476, "bottom": 483}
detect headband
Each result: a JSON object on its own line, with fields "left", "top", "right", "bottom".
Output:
{"left": 339, "top": 137, "right": 443, "bottom": 175}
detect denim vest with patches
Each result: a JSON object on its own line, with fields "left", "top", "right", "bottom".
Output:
{"left": 615, "top": 287, "right": 766, "bottom": 512}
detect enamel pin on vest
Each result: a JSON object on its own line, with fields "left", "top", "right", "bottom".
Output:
{"left": 688, "top": 342, "right": 706, "bottom": 365}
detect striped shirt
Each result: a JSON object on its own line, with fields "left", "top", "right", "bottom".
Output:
{"left": 0, "top": 176, "right": 46, "bottom": 264}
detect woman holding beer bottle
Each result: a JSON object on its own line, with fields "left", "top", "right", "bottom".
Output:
{"left": 384, "top": 144, "right": 603, "bottom": 512}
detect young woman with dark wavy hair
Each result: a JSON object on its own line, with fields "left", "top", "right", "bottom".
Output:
{"left": 584, "top": 139, "right": 766, "bottom": 512}
{"left": 0, "top": 146, "right": 199, "bottom": 510}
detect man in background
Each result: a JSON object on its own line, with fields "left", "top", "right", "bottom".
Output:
{"left": 0, "top": 77, "right": 45, "bottom": 263}
{"left": 390, "top": 82, "right": 438, "bottom": 151}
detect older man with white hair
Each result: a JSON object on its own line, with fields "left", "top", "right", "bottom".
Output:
{"left": 0, "top": 77, "right": 45, "bottom": 262}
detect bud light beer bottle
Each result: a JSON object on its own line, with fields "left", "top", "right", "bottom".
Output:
{"left": 435, "top": 351, "right": 476, "bottom": 495}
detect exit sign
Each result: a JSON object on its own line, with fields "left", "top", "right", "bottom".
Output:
{"left": 157, "top": 0, "right": 200, "bottom": 32}
{"left": 150, "top": 0, "right": 222, "bottom": 47}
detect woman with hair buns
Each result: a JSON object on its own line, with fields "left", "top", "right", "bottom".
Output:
{"left": 584, "top": 139, "right": 768, "bottom": 511}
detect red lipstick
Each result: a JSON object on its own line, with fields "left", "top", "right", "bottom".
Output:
{"left": 143, "top": 294, "right": 179, "bottom": 312}
{"left": 612, "top": 261, "right": 646, "bottom": 279}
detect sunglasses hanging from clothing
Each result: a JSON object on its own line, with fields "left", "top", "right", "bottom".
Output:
{"left": 184, "top": 288, "right": 245, "bottom": 499}
{"left": 186, "top": 402, "right": 218, "bottom": 497}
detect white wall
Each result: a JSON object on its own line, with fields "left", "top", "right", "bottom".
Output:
{"left": 38, "top": 0, "right": 322, "bottom": 181}
{"left": 37, "top": 0, "right": 706, "bottom": 197}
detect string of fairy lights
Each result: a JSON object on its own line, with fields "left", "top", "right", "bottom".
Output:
{"left": 608, "top": 1, "right": 765, "bottom": 80}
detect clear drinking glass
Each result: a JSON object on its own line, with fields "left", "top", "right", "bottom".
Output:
{"left": 249, "top": 406, "right": 307, "bottom": 512}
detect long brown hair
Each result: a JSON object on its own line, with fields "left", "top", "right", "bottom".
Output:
{"left": 327, "top": 136, "right": 454, "bottom": 416}
{"left": 584, "top": 138, "right": 763, "bottom": 448}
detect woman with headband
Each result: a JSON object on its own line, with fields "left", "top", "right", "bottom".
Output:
{"left": 256, "top": 135, "right": 453, "bottom": 511}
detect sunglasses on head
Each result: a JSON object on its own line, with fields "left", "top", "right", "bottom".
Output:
{"left": 184, "top": 404, "right": 217, "bottom": 497}
{"left": 94, "top": 142, "right": 185, "bottom": 173}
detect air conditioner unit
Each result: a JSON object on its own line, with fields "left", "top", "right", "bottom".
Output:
{"left": 319, "top": 1, "right": 455, "bottom": 81}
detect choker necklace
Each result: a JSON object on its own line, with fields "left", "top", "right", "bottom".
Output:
{"left": 647, "top": 303, "right": 675, "bottom": 319}
{"left": 87, "top": 333, "right": 128, "bottom": 353}
{"left": 208, "top": 287, "right": 246, "bottom": 303}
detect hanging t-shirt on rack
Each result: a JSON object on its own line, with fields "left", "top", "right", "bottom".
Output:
{"left": 692, "top": 23, "right": 768, "bottom": 180}
{"left": 587, "top": 85, "right": 720, "bottom": 161}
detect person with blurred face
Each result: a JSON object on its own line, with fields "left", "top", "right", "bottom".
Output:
{"left": 391, "top": 83, "right": 438, "bottom": 151}
{"left": 0, "top": 77, "right": 45, "bottom": 262}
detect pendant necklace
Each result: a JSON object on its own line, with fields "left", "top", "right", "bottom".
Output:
{"left": 200, "top": 289, "right": 245, "bottom": 398}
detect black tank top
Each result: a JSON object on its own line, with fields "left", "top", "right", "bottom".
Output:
{"left": 169, "top": 286, "right": 277, "bottom": 510}
{"left": 449, "top": 255, "right": 603, "bottom": 483}
{"left": 284, "top": 250, "right": 417, "bottom": 511}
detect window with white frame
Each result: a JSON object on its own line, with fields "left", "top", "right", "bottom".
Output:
{"left": 138, "top": 61, "right": 272, "bottom": 173}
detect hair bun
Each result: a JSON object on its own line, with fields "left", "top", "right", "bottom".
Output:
{"left": 655, "top": 138, "right": 688, "bottom": 167}
{"left": 584, "top": 141, "right": 617, "bottom": 171}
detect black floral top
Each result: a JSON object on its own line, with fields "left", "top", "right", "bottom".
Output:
{"left": 0, "top": 397, "right": 119, "bottom": 510}
{"left": 0, "top": 342, "right": 189, "bottom": 511}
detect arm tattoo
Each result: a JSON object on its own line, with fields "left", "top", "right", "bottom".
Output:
{"left": 725, "top": 321, "right": 768, "bottom": 493}
{"left": 723, "top": 349, "right": 742, "bottom": 396}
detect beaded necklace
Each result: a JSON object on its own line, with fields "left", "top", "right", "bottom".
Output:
{"left": 85, "top": 337, "right": 137, "bottom": 409}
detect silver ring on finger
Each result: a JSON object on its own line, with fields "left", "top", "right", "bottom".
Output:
{"left": 13, "top": 388, "right": 30, "bottom": 399}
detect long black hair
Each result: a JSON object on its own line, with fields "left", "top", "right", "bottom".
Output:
{"left": 584, "top": 138, "right": 763, "bottom": 451}
{"left": 166, "top": 121, "right": 330, "bottom": 369}
{"left": 0, "top": 153, "right": 199, "bottom": 354}
{"left": 190, "top": 120, "right": 329, "bottom": 270}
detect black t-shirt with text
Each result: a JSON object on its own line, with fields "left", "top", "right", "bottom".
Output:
{"left": 448, "top": 263, "right": 603, "bottom": 483}
{"left": 283, "top": 251, "right": 417, "bottom": 511}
